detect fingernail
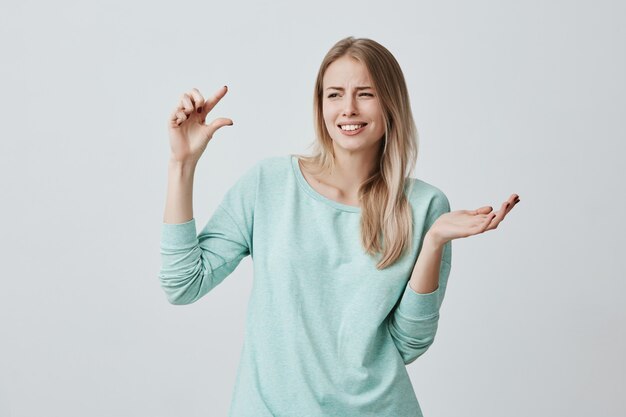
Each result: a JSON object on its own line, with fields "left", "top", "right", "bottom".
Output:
{"left": 224, "top": 85, "right": 228, "bottom": 89}
{"left": 197, "top": 107, "right": 202, "bottom": 113}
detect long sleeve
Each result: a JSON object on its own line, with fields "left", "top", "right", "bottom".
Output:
{"left": 158, "top": 162, "right": 260, "bottom": 305}
{"left": 158, "top": 155, "right": 457, "bottom": 416}
{"left": 387, "top": 190, "right": 452, "bottom": 365}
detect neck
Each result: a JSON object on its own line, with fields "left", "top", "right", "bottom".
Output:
{"left": 325, "top": 144, "right": 382, "bottom": 198}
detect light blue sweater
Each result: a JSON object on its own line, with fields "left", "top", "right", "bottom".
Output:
{"left": 159, "top": 155, "right": 452, "bottom": 417}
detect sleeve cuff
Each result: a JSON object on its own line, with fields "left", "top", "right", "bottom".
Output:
{"left": 161, "top": 218, "right": 198, "bottom": 249}
{"left": 397, "top": 280, "right": 441, "bottom": 319}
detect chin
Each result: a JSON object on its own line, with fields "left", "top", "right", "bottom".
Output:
{"left": 331, "top": 137, "right": 380, "bottom": 153}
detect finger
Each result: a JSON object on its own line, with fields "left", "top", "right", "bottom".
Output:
{"left": 189, "top": 88, "right": 205, "bottom": 113}
{"left": 470, "top": 213, "right": 494, "bottom": 234}
{"left": 201, "top": 117, "right": 234, "bottom": 140}
{"left": 480, "top": 195, "right": 520, "bottom": 231}
{"left": 200, "top": 85, "right": 229, "bottom": 118}
{"left": 485, "top": 203, "right": 509, "bottom": 231}
{"left": 507, "top": 194, "right": 520, "bottom": 206}
{"left": 500, "top": 200, "right": 511, "bottom": 215}
{"left": 180, "top": 94, "right": 194, "bottom": 114}
{"left": 169, "top": 108, "right": 182, "bottom": 126}
{"left": 503, "top": 196, "right": 521, "bottom": 215}
{"left": 474, "top": 206, "right": 493, "bottom": 215}
{"left": 482, "top": 211, "right": 499, "bottom": 232}
{"left": 473, "top": 213, "right": 493, "bottom": 228}
{"left": 175, "top": 110, "right": 187, "bottom": 125}
{"left": 169, "top": 107, "right": 187, "bottom": 126}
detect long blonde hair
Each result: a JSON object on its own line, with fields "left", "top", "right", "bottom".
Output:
{"left": 293, "top": 36, "right": 419, "bottom": 270}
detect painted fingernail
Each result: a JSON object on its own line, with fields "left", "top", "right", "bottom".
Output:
{"left": 197, "top": 106, "right": 203, "bottom": 113}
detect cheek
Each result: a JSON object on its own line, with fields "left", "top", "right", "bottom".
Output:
{"left": 368, "top": 103, "right": 384, "bottom": 119}
{"left": 323, "top": 115, "right": 334, "bottom": 130}
{"left": 322, "top": 108, "right": 336, "bottom": 127}
{"left": 371, "top": 109, "right": 385, "bottom": 128}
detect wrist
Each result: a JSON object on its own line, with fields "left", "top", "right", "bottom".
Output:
{"left": 424, "top": 230, "right": 447, "bottom": 250}
{"left": 169, "top": 157, "right": 197, "bottom": 172}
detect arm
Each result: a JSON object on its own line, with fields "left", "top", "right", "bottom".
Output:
{"left": 158, "top": 162, "right": 259, "bottom": 305}
{"left": 163, "top": 158, "right": 197, "bottom": 224}
{"left": 408, "top": 235, "right": 445, "bottom": 294}
{"left": 387, "top": 191, "right": 452, "bottom": 365}
{"left": 387, "top": 189, "right": 520, "bottom": 364}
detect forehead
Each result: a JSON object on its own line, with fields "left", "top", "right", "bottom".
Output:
{"left": 323, "top": 56, "right": 372, "bottom": 86}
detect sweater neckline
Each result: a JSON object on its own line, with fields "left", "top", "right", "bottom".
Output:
{"left": 290, "top": 155, "right": 361, "bottom": 213}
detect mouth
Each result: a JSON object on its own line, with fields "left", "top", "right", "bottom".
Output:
{"left": 337, "top": 123, "right": 368, "bottom": 135}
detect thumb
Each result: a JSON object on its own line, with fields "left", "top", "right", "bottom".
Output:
{"left": 202, "top": 117, "right": 234, "bottom": 140}
{"left": 474, "top": 206, "right": 493, "bottom": 215}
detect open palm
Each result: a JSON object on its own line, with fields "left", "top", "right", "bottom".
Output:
{"left": 428, "top": 194, "right": 520, "bottom": 246}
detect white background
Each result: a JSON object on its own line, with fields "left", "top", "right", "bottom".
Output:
{"left": 1, "top": 0, "right": 624, "bottom": 416}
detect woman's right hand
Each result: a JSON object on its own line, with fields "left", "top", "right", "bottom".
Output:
{"left": 168, "top": 86, "right": 233, "bottom": 164}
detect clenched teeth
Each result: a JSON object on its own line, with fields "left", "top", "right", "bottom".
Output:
{"left": 340, "top": 124, "right": 365, "bottom": 131}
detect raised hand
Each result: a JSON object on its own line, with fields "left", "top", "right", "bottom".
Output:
{"left": 427, "top": 194, "right": 520, "bottom": 247}
{"left": 168, "top": 86, "right": 234, "bottom": 164}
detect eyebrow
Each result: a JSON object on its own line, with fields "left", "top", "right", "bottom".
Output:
{"left": 325, "top": 86, "right": 373, "bottom": 91}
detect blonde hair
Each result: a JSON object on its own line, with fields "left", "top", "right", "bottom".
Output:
{"left": 293, "top": 36, "right": 419, "bottom": 270}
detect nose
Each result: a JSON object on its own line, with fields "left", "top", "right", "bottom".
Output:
{"left": 342, "top": 94, "right": 358, "bottom": 116}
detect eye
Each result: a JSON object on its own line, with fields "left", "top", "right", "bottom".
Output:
{"left": 327, "top": 92, "right": 374, "bottom": 98}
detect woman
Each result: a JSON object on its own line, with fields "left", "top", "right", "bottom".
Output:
{"left": 160, "top": 36, "right": 519, "bottom": 417}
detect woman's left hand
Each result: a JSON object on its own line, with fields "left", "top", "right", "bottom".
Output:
{"left": 427, "top": 193, "right": 520, "bottom": 247}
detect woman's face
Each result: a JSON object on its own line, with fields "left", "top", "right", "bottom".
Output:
{"left": 322, "top": 55, "right": 386, "bottom": 156}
